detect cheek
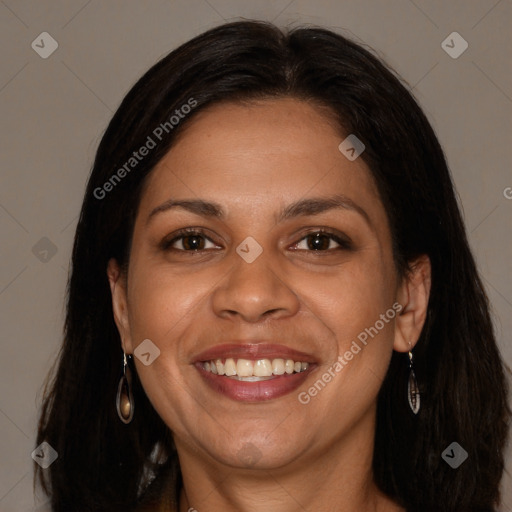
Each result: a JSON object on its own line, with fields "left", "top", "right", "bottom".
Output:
{"left": 125, "top": 269, "right": 205, "bottom": 428}
{"left": 301, "top": 261, "right": 398, "bottom": 424}
{"left": 292, "top": 251, "right": 396, "bottom": 346}
{"left": 127, "top": 264, "right": 210, "bottom": 342}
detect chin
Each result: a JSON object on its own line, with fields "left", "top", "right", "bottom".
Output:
{"left": 201, "top": 427, "right": 311, "bottom": 471}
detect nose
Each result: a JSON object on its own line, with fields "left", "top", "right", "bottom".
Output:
{"left": 211, "top": 249, "right": 300, "bottom": 323}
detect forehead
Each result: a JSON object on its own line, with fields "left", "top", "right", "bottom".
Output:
{"left": 138, "top": 97, "right": 383, "bottom": 225}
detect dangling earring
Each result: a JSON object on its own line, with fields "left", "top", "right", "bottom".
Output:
{"left": 116, "top": 353, "right": 134, "bottom": 424}
{"left": 407, "top": 350, "right": 420, "bottom": 414}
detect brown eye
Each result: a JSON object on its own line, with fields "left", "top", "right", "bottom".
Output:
{"left": 293, "top": 231, "right": 349, "bottom": 251}
{"left": 162, "top": 230, "right": 219, "bottom": 251}
{"left": 305, "top": 233, "right": 332, "bottom": 250}
{"left": 180, "top": 234, "right": 207, "bottom": 250}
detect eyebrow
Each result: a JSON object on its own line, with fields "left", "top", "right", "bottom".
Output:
{"left": 147, "top": 194, "right": 372, "bottom": 227}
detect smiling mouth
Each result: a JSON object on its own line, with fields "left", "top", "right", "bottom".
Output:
{"left": 201, "top": 358, "right": 310, "bottom": 381}
{"left": 194, "top": 344, "right": 315, "bottom": 401}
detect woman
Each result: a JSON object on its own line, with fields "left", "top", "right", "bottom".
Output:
{"left": 35, "top": 20, "right": 510, "bottom": 511}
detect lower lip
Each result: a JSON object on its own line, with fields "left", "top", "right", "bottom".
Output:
{"left": 195, "top": 363, "right": 314, "bottom": 402}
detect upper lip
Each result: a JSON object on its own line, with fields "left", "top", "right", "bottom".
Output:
{"left": 193, "top": 343, "right": 315, "bottom": 363}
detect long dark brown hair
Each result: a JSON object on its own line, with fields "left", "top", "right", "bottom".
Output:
{"left": 35, "top": 20, "right": 510, "bottom": 512}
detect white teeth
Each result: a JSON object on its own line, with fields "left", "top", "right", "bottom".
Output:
{"left": 272, "top": 358, "right": 285, "bottom": 375}
{"left": 254, "top": 359, "right": 272, "bottom": 377}
{"left": 215, "top": 359, "right": 225, "bottom": 376}
{"left": 230, "top": 375, "right": 275, "bottom": 382}
{"left": 236, "top": 359, "right": 254, "bottom": 377}
{"left": 203, "top": 357, "right": 311, "bottom": 378}
{"left": 224, "top": 358, "right": 237, "bottom": 376}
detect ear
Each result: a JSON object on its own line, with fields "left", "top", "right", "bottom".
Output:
{"left": 107, "top": 258, "right": 133, "bottom": 354}
{"left": 394, "top": 254, "right": 431, "bottom": 353}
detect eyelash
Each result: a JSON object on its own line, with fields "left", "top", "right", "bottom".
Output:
{"left": 160, "top": 228, "right": 352, "bottom": 253}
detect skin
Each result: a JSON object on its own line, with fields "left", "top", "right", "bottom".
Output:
{"left": 108, "top": 97, "right": 431, "bottom": 512}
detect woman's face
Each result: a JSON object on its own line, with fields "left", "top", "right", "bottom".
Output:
{"left": 109, "top": 97, "right": 426, "bottom": 471}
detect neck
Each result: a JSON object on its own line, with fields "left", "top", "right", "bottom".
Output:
{"left": 173, "top": 408, "right": 403, "bottom": 512}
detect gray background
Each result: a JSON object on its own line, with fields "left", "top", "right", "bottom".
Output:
{"left": 0, "top": 1, "right": 511, "bottom": 510}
